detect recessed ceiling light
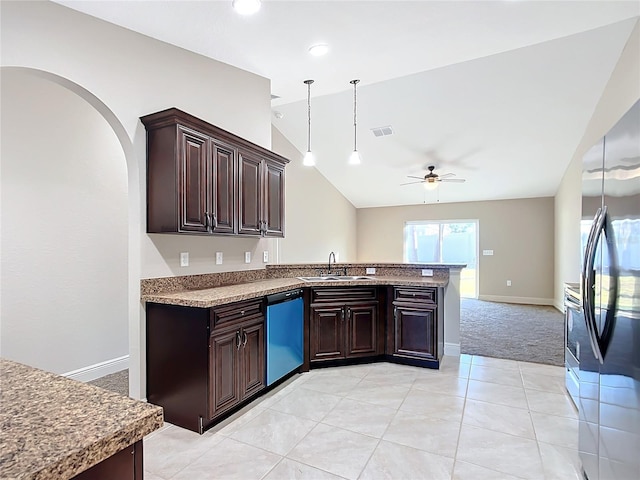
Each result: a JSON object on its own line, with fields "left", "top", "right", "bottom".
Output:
{"left": 308, "top": 44, "right": 329, "bottom": 56}
{"left": 232, "top": 0, "right": 261, "bottom": 15}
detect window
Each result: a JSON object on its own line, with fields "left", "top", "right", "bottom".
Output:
{"left": 404, "top": 220, "right": 478, "bottom": 298}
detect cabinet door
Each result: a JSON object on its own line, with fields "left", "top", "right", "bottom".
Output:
{"left": 393, "top": 305, "right": 437, "bottom": 360}
{"left": 263, "top": 160, "right": 285, "bottom": 237}
{"left": 346, "top": 303, "right": 378, "bottom": 358}
{"left": 310, "top": 305, "right": 345, "bottom": 361}
{"left": 178, "top": 126, "right": 209, "bottom": 233}
{"left": 239, "top": 319, "right": 265, "bottom": 399}
{"left": 238, "top": 151, "right": 263, "bottom": 235}
{"left": 209, "top": 328, "right": 241, "bottom": 419}
{"left": 210, "top": 140, "right": 236, "bottom": 234}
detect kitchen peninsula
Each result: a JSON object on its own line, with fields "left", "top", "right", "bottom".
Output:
{"left": 142, "top": 263, "right": 463, "bottom": 433}
{"left": 0, "top": 359, "right": 163, "bottom": 479}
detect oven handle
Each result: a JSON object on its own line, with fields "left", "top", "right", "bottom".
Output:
{"left": 564, "top": 296, "right": 581, "bottom": 311}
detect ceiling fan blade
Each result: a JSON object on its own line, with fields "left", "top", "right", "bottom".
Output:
{"left": 439, "top": 172, "right": 455, "bottom": 179}
{"left": 400, "top": 181, "right": 425, "bottom": 186}
{"left": 406, "top": 175, "right": 425, "bottom": 180}
{"left": 439, "top": 178, "right": 466, "bottom": 183}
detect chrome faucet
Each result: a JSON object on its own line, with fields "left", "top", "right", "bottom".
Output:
{"left": 328, "top": 251, "right": 336, "bottom": 274}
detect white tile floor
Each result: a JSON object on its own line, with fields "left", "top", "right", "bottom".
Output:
{"left": 143, "top": 355, "right": 582, "bottom": 480}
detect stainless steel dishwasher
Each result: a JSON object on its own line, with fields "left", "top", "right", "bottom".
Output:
{"left": 265, "top": 289, "right": 304, "bottom": 386}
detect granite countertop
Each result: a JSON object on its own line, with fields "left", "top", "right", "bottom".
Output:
{"left": 0, "top": 358, "right": 163, "bottom": 480}
{"left": 142, "top": 276, "right": 448, "bottom": 308}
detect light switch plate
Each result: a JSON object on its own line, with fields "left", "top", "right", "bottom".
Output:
{"left": 244, "top": 252, "right": 251, "bottom": 263}
{"left": 483, "top": 250, "right": 494, "bottom": 256}
{"left": 366, "top": 267, "right": 376, "bottom": 275}
{"left": 263, "top": 251, "right": 269, "bottom": 262}
{"left": 180, "top": 252, "right": 189, "bottom": 267}
{"left": 421, "top": 269, "right": 434, "bottom": 277}
{"left": 215, "top": 252, "right": 223, "bottom": 265}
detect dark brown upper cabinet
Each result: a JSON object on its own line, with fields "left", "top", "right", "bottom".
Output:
{"left": 141, "top": 108, "right": 288, "bottom": 237}
{"left": 238, "top": 150, "right": 285, "bottom": 237}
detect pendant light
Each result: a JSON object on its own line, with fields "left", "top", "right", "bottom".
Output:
{"left": 303, "top": 79, "right": 315, "bottom": 166}
{"left": 349, "top": 79, "right": 362, "bottom": 165}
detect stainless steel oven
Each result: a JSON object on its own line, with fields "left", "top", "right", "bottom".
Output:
{"left": 564, "top": 282, "right": 582, "bottom": 408}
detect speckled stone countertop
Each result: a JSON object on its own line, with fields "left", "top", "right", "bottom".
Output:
{"left": 0, "top": 358, "right": 163, "bottom": 480}
{"left": 142, "top": 276, "right": 448, "bottom": 308}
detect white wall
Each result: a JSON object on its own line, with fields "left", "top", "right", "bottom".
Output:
{"left": 1, "top": 70, "right": 129, "bottom": 374}
{"left": 357, "top": 197, "right": 555, "bottom": 304}
{"left": 272, "top": 127, "right": 358, "bottom": 263}
{"left": 554, "top": 20, "right": 640, "bottom": 309}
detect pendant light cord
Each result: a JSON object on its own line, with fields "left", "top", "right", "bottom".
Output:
{"left": 304, "top": 79, "right": 314, "bottom": 153}
{"left": 351, "top": 79, "right": 359, "bottom": 151}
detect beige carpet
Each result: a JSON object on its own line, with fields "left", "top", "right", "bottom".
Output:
{"left": 460, "top": 298, "right": 564, "bottom": 366}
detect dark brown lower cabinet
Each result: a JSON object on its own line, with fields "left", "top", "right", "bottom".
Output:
{"left": 209, "top": 317, "right": 265, "bottom": 419}
{"left": 147, "top": 299, "right": 265, "bottom": 433}
{"left": 72, "top": 440, "right": 142, "bottom": 480}
{"left": 309, "top": 287, "right": 383, "bottom": 364}
{"left": 387, "top": 286, "right": 444, "bottom": 368}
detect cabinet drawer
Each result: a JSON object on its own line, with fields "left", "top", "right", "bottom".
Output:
{"left": 210, "top": 299, "right": 264, "bottom": 329}
{"left": 311, "top": 287, "right": 377, "bottom": 304}
{"left": 393, "top": 287, "right": 437, "bottom": 304}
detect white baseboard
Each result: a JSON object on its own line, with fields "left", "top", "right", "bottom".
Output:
{"left": 477, "top": 295, "right": 555, "bottom": 306}
{"left": 62, "top": 355, "right": 129, "bottom": 382}
{"left": 444, "top": 343, "right": 460, "bottom": 356}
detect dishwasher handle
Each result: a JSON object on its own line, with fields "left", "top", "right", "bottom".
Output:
{"left": 266, "top": 289, "right": 304, "bottom": 305}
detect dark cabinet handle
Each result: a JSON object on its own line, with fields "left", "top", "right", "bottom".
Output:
{"left": 341, "top": 307, "right": 345, "bottom": 322}
{"left": 347, "top": 307, "right": 351, "bottom": 319}
{"left": 242, "top": 331, "right": 248, "bottom": 348}
{"left": 204, "top": 212, "right": 217, "bottom": 233}
{"left": 236, "top": 331, "right": 241, "bottom": 350}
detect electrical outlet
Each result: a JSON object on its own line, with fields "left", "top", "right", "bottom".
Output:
{"left": 422, "top": 269, "right": 434, "bottom": 277}
{"left": 483, "top": 250, "right": 494, "bottom": 256}
{"left": 215, "top": 252, "right": 223, "bottom": 265}
{"left": 507, "top": 280, "right": 512, "bottom": 287}
{"left": 263, "top": 251, "right": 269, "bottom": 262}
{"left": 366, "top": 267, "right": 376, "bottom": 275}
{"left": 244, "top": 252, "right": 251, "bottom": 263}
{"left": 180, "top": 252, "right": 189, "bottom": 267}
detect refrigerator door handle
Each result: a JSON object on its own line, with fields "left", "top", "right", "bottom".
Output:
{"left": 582, "top": 207, "right": 603, "bottom": 362}
{"left": 595, "top": 207, "right": 618, "bottom": 362}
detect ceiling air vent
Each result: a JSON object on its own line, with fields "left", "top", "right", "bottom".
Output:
{"left": 371, "top": 125, "right": 393, "bottom": 137}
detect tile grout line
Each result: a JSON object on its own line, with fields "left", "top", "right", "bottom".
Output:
{"left": 450, "top": 355, "right": 473, "bottom": 479}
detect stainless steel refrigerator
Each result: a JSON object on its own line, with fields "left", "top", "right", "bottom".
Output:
{"left": 579, "top": 99, "right": 640, "bottom": 480}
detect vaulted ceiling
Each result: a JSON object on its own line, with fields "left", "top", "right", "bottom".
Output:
{"left": 56, "top": 1, "right": 639, "bottom": 207}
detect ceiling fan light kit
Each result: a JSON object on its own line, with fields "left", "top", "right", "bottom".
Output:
{"left": 423, "top": 179, "right": 439, "bottom": 190}
{"left": 303, "top": 79, "right": 315, "bottom": 167}
{"left": 349, "top": 79, "right": 361, "bottom": 165}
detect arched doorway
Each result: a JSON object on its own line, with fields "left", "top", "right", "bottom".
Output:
{"left": 0, "top": 67, "right": 142, "bottom": 397}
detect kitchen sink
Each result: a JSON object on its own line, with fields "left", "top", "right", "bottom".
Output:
{"left": 298, "top": 275, "right": 375, "bottom": 282}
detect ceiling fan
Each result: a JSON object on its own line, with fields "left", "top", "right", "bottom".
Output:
{"left": 401, "top": 165, "right": 466, "bottom": 188}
